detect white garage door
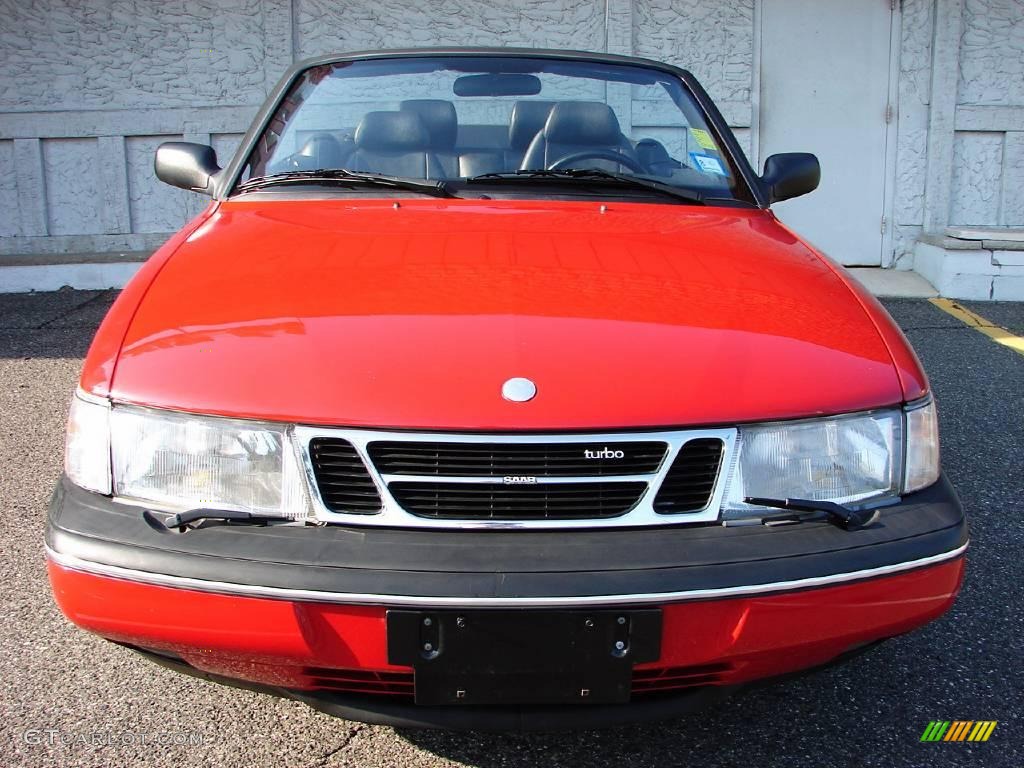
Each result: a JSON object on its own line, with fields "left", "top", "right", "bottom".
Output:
{"left": 758, "top": 0, "right": 895, "bottom": 266}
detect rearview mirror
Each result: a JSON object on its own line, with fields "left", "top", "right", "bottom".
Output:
{"left": 761, "top": 153, "right": 820, "bottom": 204}
{"left": 453, "top": 73, "right": 542, "bottom": 97}
{"left": 154, "top": 142, "right": 221, "bottom": 195}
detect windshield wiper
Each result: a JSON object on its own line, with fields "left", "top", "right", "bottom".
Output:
{"left": 142, "top": 508, "right": 293, "bottom": 534}
{"left": 466, "top": 169, "right": 704, "bottom": 204}
{"left": 235, "top": 169, "right": 454, "bottom": 198}
{"left": 743, "top": 497, "right": 889, "bottom": 531}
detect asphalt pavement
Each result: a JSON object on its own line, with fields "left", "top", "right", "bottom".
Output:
{"left": 1, "top": 289, "right": 1021, "bottom": 768}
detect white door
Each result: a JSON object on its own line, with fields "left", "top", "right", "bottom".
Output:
{"left": 758, "top": 0, "right": 894, "bottom": 265}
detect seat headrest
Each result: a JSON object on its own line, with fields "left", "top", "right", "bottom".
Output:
{"left": 544, "top": 102, "right": 622, "bottom": 145}
{"left": 354, "top": 111, "right": 430, "bottom": 152}
{"left": 508, "top": 101, "right": 554, "bottom": 150}
{"left": 400, "top": 99, "right": 457, "bottom": 150}
{"left": 635, "top": 138, "right": 671, "bottom": 165}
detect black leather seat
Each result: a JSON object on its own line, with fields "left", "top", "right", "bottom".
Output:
{"left": 277, "top": 132, "right": 351, "bottom": 172}
{"left": 519, "top": 102, "right": 638, "bottom": 172}
{"left": 457, "top": 100, "right": 554, "bottom": 177}
{"left": 635, "top": 138, "right": 682, "bottom": 177}
{"left": 400, "top": 99, "right": 459, "bottom": 177}
{"left": 457, "top": 151, "right": 503, "bottom": 177}
{"left": 506, "top": 101, "right": 554, "bottom": 168}
{"left": 346, "top": 111, "right": 444, "bottom": 179}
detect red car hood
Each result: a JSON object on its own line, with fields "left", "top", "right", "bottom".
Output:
{"left": 109, "top": 199, "right": 904, "bottom": 430}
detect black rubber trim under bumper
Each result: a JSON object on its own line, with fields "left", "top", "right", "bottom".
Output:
{"left": 129, "top": 640, "right": 883, "bottom": 731}
{"left": 46, "top": 474, "right": 967, "bottom": 603}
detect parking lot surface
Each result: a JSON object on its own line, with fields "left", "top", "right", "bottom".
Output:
{"left": 1, "top": 290, "right": 1020, "bottom": 767}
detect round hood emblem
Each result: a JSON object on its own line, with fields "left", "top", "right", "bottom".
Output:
{"left": 502, "top": 377, "right": 537, "bottom": 402}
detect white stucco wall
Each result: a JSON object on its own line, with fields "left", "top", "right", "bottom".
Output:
{"left": 948, "top": 0, "right": 1024, "bottom": 227}
{"left": 0, "top": 0, "right": 760, "bottom": 264}
{"left": 0, "top": 0, "right": 1021, "bottom": 281}
{"left": 892, "top": 0, "right": 1024, "bottom": 267}
{"left": 892, "top": 0, "right": 935, "bottom": 266}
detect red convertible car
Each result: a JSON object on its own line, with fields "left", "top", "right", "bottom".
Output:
{"left": 47, "top": 48, "right": 966, "bottom": 730}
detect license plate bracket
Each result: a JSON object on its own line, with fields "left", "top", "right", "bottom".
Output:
{"left": 387, "top": 609, "right": 662, "bottom": 706}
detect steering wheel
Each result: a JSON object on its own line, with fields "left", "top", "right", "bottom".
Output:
{"left": 547, "top": 149, "right": 646, "bottom": 173}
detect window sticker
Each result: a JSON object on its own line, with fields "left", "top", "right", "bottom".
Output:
{"left": 689, "top": 152, "right": 726, "bottom": 176}
{"left": 690, "top": 128, "right": 719, "bottom": 152}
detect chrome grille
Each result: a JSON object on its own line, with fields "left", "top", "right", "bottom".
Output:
{"left": 298, "top": 427, "right": 737, "bottom": 529}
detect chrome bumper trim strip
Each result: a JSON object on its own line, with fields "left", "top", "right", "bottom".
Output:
{"left": 46, "top": 541, "right": 968, "bottom": 608}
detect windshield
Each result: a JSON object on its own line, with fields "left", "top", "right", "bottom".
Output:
{"left": 239, "top": 56, "right": 749, "bottom": 202}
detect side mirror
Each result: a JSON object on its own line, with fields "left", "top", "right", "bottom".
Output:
{"left": 154, "top": 142, "right": 221, "bottom": 195}
{"left": 761, "top": 153, "right": 820, "bottom": 204}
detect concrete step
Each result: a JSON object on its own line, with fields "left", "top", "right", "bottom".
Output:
{"left": 846, "top": 268, "right": 938, "bottom": 298}
{"left": 0, "top": 251, "right": 147, "bottom": 293}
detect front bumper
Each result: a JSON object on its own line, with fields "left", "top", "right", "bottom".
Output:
{"left": 46, "top": 475, "right": 967, "bottom": 729}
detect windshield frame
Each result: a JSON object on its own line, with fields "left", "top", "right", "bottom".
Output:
{"left": 218, "top": 48, "right": 766, "bottom": 207}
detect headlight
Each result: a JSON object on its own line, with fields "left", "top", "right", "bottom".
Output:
{"left": 63, "top": 393, "right": 311, "bottom": 520}
{"left": 722, "top": 410, "right": 902, "bottom": 519}
{"left": 722, "top": 400, "right": 941, "bottom": 520}
{"left": 110, "top": 405, "right": 311, "bottom": 519}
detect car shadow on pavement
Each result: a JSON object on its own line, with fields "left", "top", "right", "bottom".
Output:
{"left": 391, "top": 649, "right": 927, "bottom": 767}
{"left": 393, "top": 681, "right": 814, "bottom": 767}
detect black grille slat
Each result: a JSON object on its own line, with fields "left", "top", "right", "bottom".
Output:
{"left": 389, "top": 481, "right": 647, "bottom": 520}
{"left": 652, "top": 438, "right": 724, "bottom": 514}
{"left": 309, "top": 438, "right": 383, "bottom": 514}
{"left": 368, "top": 441, "right": 667, "bottom": 477}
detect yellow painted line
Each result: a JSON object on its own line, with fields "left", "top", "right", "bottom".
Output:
{"left": 929, "top": 298, "right": 1024, "bottom": 356}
